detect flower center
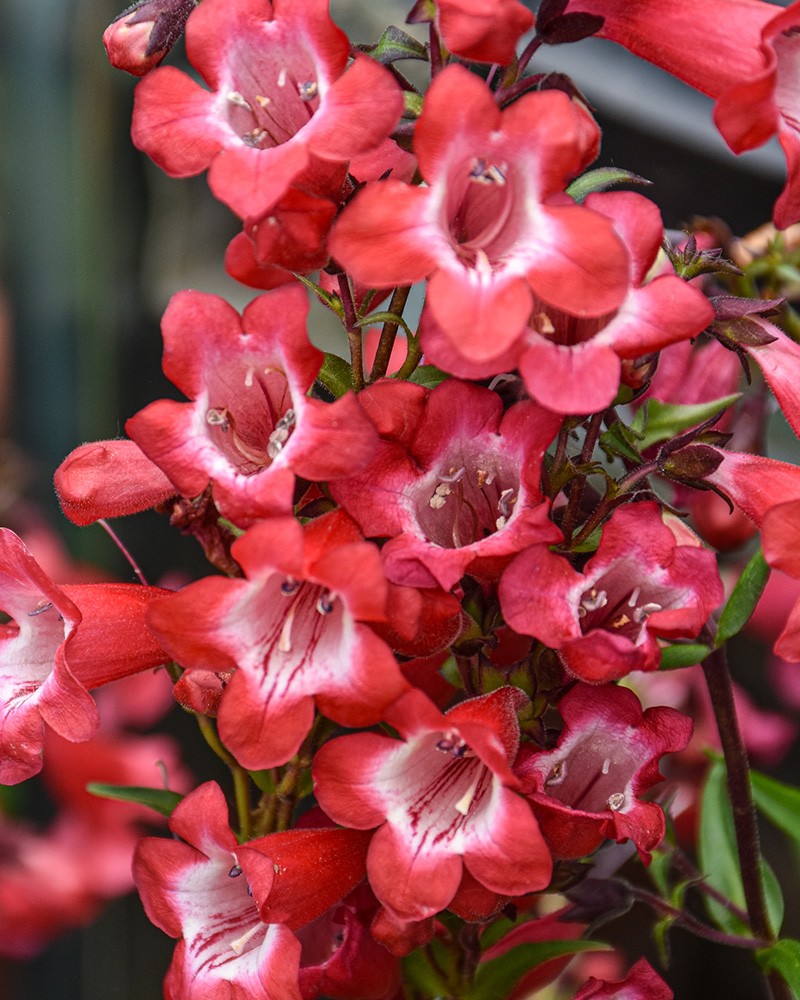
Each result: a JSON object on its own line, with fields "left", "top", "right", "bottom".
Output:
{"left": 543, "top": 749, "right": 630, "bottom": 814}
{"left": 447, "top": 157, "right": 519, "bottom": 269}
{"left": 577, "top": 575, "right": 667, "bottom": 644}
{"left": 415, "top": 460, "right": 520, "bottom": 548}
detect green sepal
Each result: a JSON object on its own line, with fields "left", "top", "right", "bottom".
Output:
{"left": 315, "top": 353, "right": 353, "bottom": 398}
{"left": 659, "top": 643, "right": 711, "bottom": 670}
{"left": 408, "top": 364, "right": 450, "bottom": 389}
{"left": 715, "top": 547, "right": 770, "bottom": 648}
{"left": 756, "top": 939, "right": 800, "bottom": 996}
{"left": 368, "top": 25, "right": 429, "bottom": 64}
{"left": 248, "top": 770, "right": 277, "bottom": 794}
{"left": 356, "top": 310, "right": 414, "bottom": 338}
{"left": 86, "top": 783, "right": 183, "bottom": 818}
{"left": 403, "top": 91, "right": 424, "bottom": 118}
{"left": 636, "top": 395, "right": 741, "bottom": 451}
{"left": 599, "top": 421, "right": 644, "bottom": 464}
{"left": 292, "top": 273, "right": 344, "bottom": 318}
{"left": 465, "top": 939, "right": 610, "bottom": 1000}
{"left": 566, "top": 167, "right": 652, "bottom": 203}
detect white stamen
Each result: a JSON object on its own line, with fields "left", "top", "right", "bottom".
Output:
{"left": 277, "top": 68, "right": 287, "bottom": 87}
{"left": 633, "top": 602, "right": 663, "bottom": 623}
{"left": 206, "top": 407, "right": 229, "bottom": 432}
{"left": 255, "top": 94, "right": 271, "bottom": 107}
{"left": 316, "top": 592, "right": 336, "bottom": 615}
{"left": 227, "top": 91, "right": 252, "bottom": 110}
{"left": 278, "top": 605, "right": 295, "bottom": 653}
{"left": 602, "top": 758, "right": 611, "bottom": 775}
{"left": 487, "top": 374, "right": 515, "bottom": 392}
{"left": 580, "top": 589, "right": 608, "bottom": 614}
{"left": 454, "top": 769, "right": 482, "bottom": 816}
{"left": 607, "top": 792, "right": 625, "bottom": 811}
{"left": 298, "top": 80, "right": 318, "bottom": 100}
{"left": 244, "top": 366, "right": 254, "bottom": 388}
{"left": 280, "top": 577, "right": 300, "bottom": 596}
{"left": 495, "top": 516, "right": 507, "bottom": 530}
{"left": 230, "top": 923, "right": 262, "bottom": 956}
{"left": 627, "top": 587, "right": 641, "bottom": 608}
{"left": 533, "top": 312, "right": 555, "bottom": 336}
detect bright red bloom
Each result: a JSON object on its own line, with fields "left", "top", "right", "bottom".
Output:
{"left": 0, "top": 529, "right": 171, "bottom": 784}
{"left": 126, "top": 286, "right": 378, "bottom": 526}
{"left": 54, "top": 438, "right": 176, "bottom": 526}
{"left": 147, "top": 511, "right": 409, "bottom": 769}
{"left": 704, "top": 449, "right": 800, "bottom": 526}
{"left": 131, "top": 0, "right": 404, "bottom": 219}
{"left": 565, "top": 0, "right": 800, "bottom": 228}
{"left": 499, "top": 502, "right": 723, "bottom": 683}
{"left": 134, "top": 781, "right": 373, "bottom": 1000}
{"left": 329, "top": 64, "right": 630, "bottom": 362}
{"left": 313, "top": 687, "right": 552, "bottom": 922}
{"left": 570, "top": 957, "right": 673, "bottom": 999}
{"left": 427, "top": 0, "right": 534, "bottom": 64}
{"left": 515, "top": 683, "right": 692, "bottom": 863}
{"left": 421, "top": 191, "right": 713, "bottom": 412}
{"left": 331, "top": 378, "right": 563, "bottom": 590}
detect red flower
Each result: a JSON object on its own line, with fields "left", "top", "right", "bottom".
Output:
{"left": 331, "top": 378, "right": 563, "bottom": 590}
{"left": 515, "top": 684, "right": 692, "bottom": 862}
{"left": 126, "top": 286, "right": 378, "bottom": 526}
{"left": 424, "top": 0, "right": 534, "bottom": 65}
{"left": 570, "top": 957, "right": 673, "bottom": 999}
{"left": 147, "top": 511, "right": 409, "bottom": 769}
{"left": 313, "top": 687, "right": 552, "bottom": 921}
{"left": 131, "top": 0, "right": 404, "bottom": 219}
{"left": 329, "top": 64, "right": 630, "bottom": 362}
{"left": 565, "top": 0, "right": 800, "bottom": 228}
{"left": 499, "top": 502, "right": 723, "bottom": 683}
{"left": 0, "top": 529, "right": 171, "bottom": 784}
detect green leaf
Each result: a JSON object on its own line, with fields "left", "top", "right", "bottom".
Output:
{"left": 86, "top": 783, "right": 183, "bottom": 818}
{"left": 715, "top": 547, "right": 770, "bottom": 647}
{"left": 659, "top": 643, "right": 710, "bottom": 670}
{"left": 315, "top": 353, "right": 353, "bottom": 398}
{"left": 757, "top": 939, "right": 800, "bottom": 996}
{"left": 355, "top": 310, "right": 414, "bottom": 338}
{"left": 408, "top": 364, "right": 449, "bottom": 389}
{"left": 466, "top": 940, "right": 609, "bottom": 1000}
{"left": 699, "top": 760, "right": 784, "bottom": 937}
{"left": 648, "top": 847, "right": 673, "bottom": 898}
{"left": 248, "top": 770, "right": 276, "bottom": 794}
{"left": 566, "top": 167, "right": 652, "bottom": 203}
{"left": 637, "top": 395, "right": 741, "bottom": 450}
{"left": 370, "top": 24, "right": 429, "bottom": 64}
{"left": 599, "top": 422, "right": 643, "bottom": 464}
{"left": 751, "top": 769, "right": 800, "bottom": 852}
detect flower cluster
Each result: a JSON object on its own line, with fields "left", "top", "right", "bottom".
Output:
{"left": 7, "top": 0, "right": 800, "bottom": 997}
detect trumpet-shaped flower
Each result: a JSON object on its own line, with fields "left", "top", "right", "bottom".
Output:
{"left": 126, "top": 286, "right": 378, "bottom": 527}
{"left": 500, "top": 502, "right": 723, "bottom": 683}
{"left": 313, "top": 687, "right": 552, "bottom": 922}
{"left": 515, "top": 684, "right": 692, "bottom": 862}
{"left": 131, "top": 0, "right": 404, "bottom": 219}
{"left": 329, "top": 64, "right": 630, "bottom": 362}
{"left": 146, "top": 511, "right": 409, "bottom": 769}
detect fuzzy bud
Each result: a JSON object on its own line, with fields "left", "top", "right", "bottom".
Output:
{"left": 103, "top": 0, "right": 196, "bottom": 77}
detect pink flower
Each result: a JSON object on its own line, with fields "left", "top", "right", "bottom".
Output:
{"left": 421, "top": 192, "right": 714, "bottom": 413}
{"left": 103, "top": 0, "right": 196, "bottom": 77}
{"left": 131, "top": 0, "right": 404, "bottom": 219}
{"left": 570, "top": 957, "right": 673, "bottom": 999}
{"left": 414, "top": 0, "right": 534, "bottom": 65}
{"left": 329, "top": 64, "right": 630, "bottom": 362}
{"left": 564, "top": 0, "right": 800, "bottom": 228}
{"left": 313, "top": 687, "right": 553, "bottom": 921}
{"left": 133, "top": 782, "right": 373, "bottom": 1000}
{"left": 515, "top": 683, "right": 692, "bottom": 863}
{"left": 126, "top": 286, "right": 378, "bottom": 526}
{"left": 331, "top": 378, "right": 563, "bottom": 590}
{"left": 499, "top": 502, "right": 723, "bottom": 683}
{"left": 704, "top": 449, "right": 800, "bottom": 526}
{"left": 0, "top": 529, "right": 171, "bottom": 784}
{"left": 147, "top": 511, "right": 409, "bottom": 769}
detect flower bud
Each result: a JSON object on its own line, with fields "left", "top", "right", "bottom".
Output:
{"left": 103, "top": 0, "right": 196, "bottom": 77}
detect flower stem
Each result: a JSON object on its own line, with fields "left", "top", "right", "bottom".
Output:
{"left": 338, "top": 273, "right": 364, "bottom": 391}
{"left": 195, "top": 714, "right": 252, "bottom": 840}
{"left": 370, "top": 285, "right": 411, "bottom": 381}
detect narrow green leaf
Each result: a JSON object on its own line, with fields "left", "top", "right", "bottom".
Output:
{"left": 751, "top": 769, "right": 800, "bottom": 850}
{"left": 757, "top": 939, "right": 800, "bottom": 996}
{"left": 567, "top": 167, "right": 652, "bottom": 203}
{"left": 599, "top": 423, "right": 643, "bottom": 463}
{"left": 87, "top": 783, "right": 183, "bottom": 818}
{"left": 715, "top": 548, "right": 770, "bottom": 647}
{"left": 699, "top": 760, "right": 784, "bottom": 937}
{"left": 292, "top": 273, "right": 344, "bottom": 318}
{"left": 315, "top": 353, "right": 353, "bottom": 398}
{"left": 408, "top": 364, "right": 449, "bottom": 389}
{"left": 638, "top": 395, "right": 741, "bottom": 450}
{"left": 659, "top": 643, "right": 710, "bottom": 670}
{"left": 648, "top": 847, "right": 673, "bottom": 898}
{"left": 355, "top": 310, "right": 414, "bottom": 338}
{"left": 467, "top": 940, "right": 609, "bottom": 1000}
{"left": 699, "top": 758, "right": 748, "bottom": 934}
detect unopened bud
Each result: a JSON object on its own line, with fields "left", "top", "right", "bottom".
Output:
{"left": 103, "top": 0, "right": 196, "bottom": 77}
{"left": 660, "top": 444, "right": 724, "bottom": 483}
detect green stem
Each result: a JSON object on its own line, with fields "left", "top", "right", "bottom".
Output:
{"left": 628, "top": 885, "right": 768, "bottom": 950}
{"left": 369, "top": 285, "right": 411, "bottom": 382}
{"left": 394, "top": 332, "right": 423, "bottom": 380}
{"left": 196, "top": 714, "right": 252, "bottom": 840}
{"left": 338, "top": 273, "right": 364, "bottom": 391}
